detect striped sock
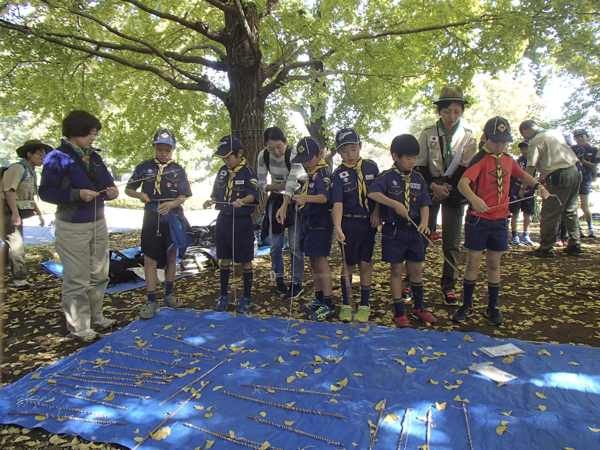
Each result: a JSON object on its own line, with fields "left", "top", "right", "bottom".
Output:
{"left": 165, "top": 282, "right": 174, "bottom": 296}
{"left": 147, "top": 291, "right": 157, "bottom": 304}
{"left": 360, "top": 285, "right": 371, "bottom": 307}
{"left": 488, "top": 282, "right": 500, "bottom": 309}
{"left": 393, "top": 299, "right": 405, "bottom": 316}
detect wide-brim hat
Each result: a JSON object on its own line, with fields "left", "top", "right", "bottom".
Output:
{"left": 433, "top": 86, "right": 469, "bottom": 105}
{"left": 292, "top": 137, "right": 321, "bottom": 164}
{"left": 16, "top": 140, "right": 53, "bottom": 158}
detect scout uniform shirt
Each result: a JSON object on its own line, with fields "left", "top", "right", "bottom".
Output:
{"left": 1, "top": 162, "right": 38, "bottom": 215}
{"left": 332, "top": 158, "right": 379, "bottom": 216}
{"left": 368, "top": 167, "right": 432, "bottom": 224}
{"left": 526, "top": 129, "right": 577, "bottom": 179}
{"left": 510, "top": 155, "right": 536, "bottom": 195}
{"left": 416, "top": 122, "right": 478, "bottom": 179}
{"left": 211, "top": 159, "right": 260, "bottom": 215}
{"left": 127, "top": 159, "right": 193, "bottom": 209}
{"left": 299, "top": 161, "right": 332, "bottom": 217}
{"left": 572, "top": 144, "right": 599, "bottom": 183}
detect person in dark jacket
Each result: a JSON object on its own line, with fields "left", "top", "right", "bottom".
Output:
{"left": 39, "top": 110, "right": 119, "bottom": 341}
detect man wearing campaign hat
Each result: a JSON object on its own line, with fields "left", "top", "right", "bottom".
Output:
{"left": 519, "top": 120, "right": 582, "bottom": 256}
{"left": 204, "top": 135, "right": 260, "bottom": 314}
{"left": 1, "top": 139, "right": 51, "bottom": 289}
{"left": 415, "top": 86, "right": 478, "bottom": 306}
{"left": 571, "top": 129, "right": 599, "bottom": 238}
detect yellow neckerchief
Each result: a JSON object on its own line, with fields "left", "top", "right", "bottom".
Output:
{"left": 225, "top": 157, "right": 247, "bottom": 202}
{"left": 299, "top": 159, "right": 328, "bottom": 210}
{"left": 154, "top": 158, "right": 174, "bottom": 195}
{"left": 483, "top": 146, "right": 503, "bottom": 203}
{"left": 342, "top": 157, "right": 367, "bottom": 210}
{"left": 393, "top": 164, "right": 412, "bottom": 212}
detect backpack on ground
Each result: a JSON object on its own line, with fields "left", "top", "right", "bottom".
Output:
{"left": 108, "top": 249, "right": 144, "bottom": 287}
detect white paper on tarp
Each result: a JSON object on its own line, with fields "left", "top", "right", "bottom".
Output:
{"left": 469, "top": 362, "right": 517, "bottom": 383}
{"left": 480, "top": 344, "right": 524, "bottom": 358}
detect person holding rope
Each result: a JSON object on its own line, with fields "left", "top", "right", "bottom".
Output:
{"left": 509, "top": 141, "right": 536, "bottom": 246}
{"left": 39, "top": 110, "right": 119, "bottom": 341}
{"left": 125, "top": 129, "right": 192, "bottom": 320}
{"left": 331, "top": 128, "right": 380, "bottom": 323}
{"left": 205, "top": 135, "right": 259, "bottom": 314}
{"left": 519, "top": 120, "right": 582, "bottom": 257}
{"left": 452, "top": 117, "right": 549, "bottom": 325}
{"left": 415, "top": 86, "right": 478, "bottom": 306}
{"left": 257, "top": 126, "right": 306, "bottom": 298}
{"left": 1, "top": 139, "right": 50, "bottom": 289}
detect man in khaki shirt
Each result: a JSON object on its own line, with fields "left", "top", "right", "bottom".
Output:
{"left": 519, "top": 120, "right": 582, "bottom": 256}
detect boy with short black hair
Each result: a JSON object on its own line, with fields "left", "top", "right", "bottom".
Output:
{"left": 126, "top": 129, "right": 193, "bottom": 319}
{"left": 205, "top": 135, "right": 259, "bottom": 314}
{"left": 293, "top": 137, "right": 335, "bottom": 321}
{"left": 453, "top": 117, "right": 549, "bottom": 326}
{"left": 509, "top": 141, "right": 536, "bottom": 246}
{"left": 332, "top": 128, "right": 380, "bottom": 322}
{"left": 367, "top": 134, "right": 436, "bottom": 327}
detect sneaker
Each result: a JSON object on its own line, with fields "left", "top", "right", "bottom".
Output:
{"left": 215, "top": 295, "right": 229, "bottom": 312}
{"left": 431, "top": 231, "right": 442, "bottom": 241}
{"left": 564, "top": 245, "right": 583, "bottom": 256}
{"left": 451, "top": 304, "right": 474, "bottom": 323}
{"left": 285, "top": 283, "right": 304, "bottom": 299}
{"left": 276, "top": 277, "right": 288, "bottom": 294}
{"left": 354, "top": 305, "right": 371, "bottom": 323}
{"left": 554, "top": 238, "right": 564, "bottom": 247}
{"left": 236, "top": 296, "right": 253, "bottom": 314}
{"left": 71, "top": 329, "right": 97, "bottom": 341}
{"left": 412, "top": 309, "right": 437, "bottom": 323}
{"left": 510, "top": 235, "right": 521, "bottom": 245}
{"left": 309, "top": 304, "right": 336, "bottom": 321}
{"left": 589, "top": 230, "right": 597, "bottom": 238}
{"left": 13, "top": 279, "right": 30, "bottom": 290}
{"left": 401, "top": 286, "right": 413, "bottom": 303}
{"left": 299, "top": 298, "right": 322, "bottom": 313}
{"left": 521, "top": 234, "right": 534, "bottom": 246}
{"left": 339, "top": 304, "right": 352, "bottom": 322}
{"left": 485, "top": 307, "right": 504, "bottom": 326}
{"left": 140, "top": 301, "right": 160, "bottom": 319}
{"left": 394, "top": 314, "right": 410, "bottom": 327}
{"left": 163, "top": 293, "right": 182, "bottom": 308}
{"left": 533, "top": 247, "right": 554, "bottom": 258}
{"left": 443, "top": 291, "right": 458, "bottom": 306}
{"left": 92, "top": 317, "right": 116, "bottom": 329}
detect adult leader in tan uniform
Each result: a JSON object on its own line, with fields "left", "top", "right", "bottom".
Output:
{"left": 519, "top": 120, "right": 582, "bottom": 257}
{"left": 416, "top": 86, "right": 478, "bottom": 305}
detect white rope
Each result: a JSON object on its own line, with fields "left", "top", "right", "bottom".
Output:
{"left": 231, "top": 208, "right": 237, "bottom": 304}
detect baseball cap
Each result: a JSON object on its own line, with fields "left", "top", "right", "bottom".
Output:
{"left": 335, "top": 128, "right": 361, "bottom": 150}
{"left": 214, "top": 135, "right": 243, "bottom": 157}
{"left": 484, "top": 116, "right": 513, "bottom": 143}
{"left": 518, "top": 141, "right": 528, "bottom": 148}
{"left": 573, "top": 129, "right": 588, "bottom": 137}
{"left": 291, "top": 137, "right": 321, "bottom": 164}
{"left": 434, "top": 85, "right": 469, "bottom": 105}
{"left": 153, "top": 129, "right": 176, "bottom": 146}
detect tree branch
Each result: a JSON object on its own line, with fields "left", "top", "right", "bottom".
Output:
{"left": 263, "top": 41, "right": 301, "bottom": 79}
{"left": 445, "top": 29, "right": 484, "bottom": 62}
{"left": 232, "top": 0, "right": 259, "bottom": 53}
{"left": 261, "top": 0, "right": 280, "bottom": 19}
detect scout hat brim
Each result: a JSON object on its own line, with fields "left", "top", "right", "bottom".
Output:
{"left": 433, "top": 86, "right": 469, "bottom": 105}
{"left": 16, "top": 140, "right": 53, "bottom": 159}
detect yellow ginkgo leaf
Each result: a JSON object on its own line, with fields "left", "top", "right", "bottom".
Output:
{"left": 535, "top": 392, "right": 546, "bottom": 399}
{"left": 353, "top": 373, "right": 363, "bottom": 377}
{"left": 395, "top": 359, "right": 406, "bottom": 366}
{"left": 501, "top": 410, "right": 512, "bottom": 416}
{"left": 30, "top": 372, "right": 41, "bottom": 380}
{"left": 496, "top": 426, "right": 507, "bottom": 435}
{"left": 289, "top": 351, "right": 299, "bottom": 356}
{"left": 47, "top": 379, "right": 57, "bottom": 386}
{"left": 434, "top": 352, "right": 447, "bottom": 356}
{"left": 284, "top": 420, "right": 294, "bottom": 426}
{"left": 103, "top": 392, "right": 115, "bottom": 401}
{"left": 445, "top": 385, "right": 459, "bottom": 390}
{"left": 337, "top": 378, "right": 348, "bottom": 387}
{"left": 314, "top": 368, "right": 322, "bottom": 374}
{"left": 35, "top": 415, "right": 47, "bottom": 421}
{"left": 427, "top": 379, "right": 439, "bottom": 385}
{"left": 375, "top": 400, "right": 385, "bottom": 411}
{"left": 278, "top": 356, "right": 285, "bottom": 363}
{"left": 298, "top": 328, "right": 307, "bottom": 334}
{"left": 134, "top": 437, "right": 143, "bottom": 443}
{"left": 163, "top": 325, "right": 172, "bottom": 330}
{"left": 367, "top": 419, "right": 376, "bottom": 428}
{"left": 229, "top": 431, "right": 235, "bottom": 437}
{"left": 259, "top": 442, "right": 271, "bottom": 450}
{"left": 538, "top": 405, "right": 547, "bottom": 411}
{"left": 283, "top": 402, "right": 296, "bottom": 408}
{"left": 206, "top": 440, "right": 214, "bottom": 449}
{"left": 408, "top": 347, "right": 416, "bottom": 355}
{"left": 500, "top": 421, "right": 509, "bottom": 426}
{"left": 457, "top": 370, "right": 468, "bottom": 375}
{"left": 331, "top": 384, "right": 342, "bottom": 392}
{"left": 295, "top": 371, "right": 307, "bottom": 378}
{"left": 287, "top": 376, "right": 296, "bottom": 383}
{"left": 464, "top": 335, "right": 474, "bottom": 342}
{"left": 359, "top": 325, "right": 370, "bottom": 332}
{"left": 205, "top": 412, "right": 213, "bottom": 418}
{"left": 194, "top": 405, "right": 204, "bottom": 410}
{"left": 259, "top": 412, "right": 266, "bottom": 417}
{"left": 406, "top": 366, "right": 417, "bottom": 373}
{"left": 151, "top": 426, "right": 171, "bottom": 441}
{"left": 502, "top": 356, "right": 515, "bottom": 364}
{"left": 384, "top": 414, "right": 398, "bottom": 423}
{"left": 588, "top": 427, "right": 600, "bottom": 432}
{"left": 134, "top": 429, "right": 140, "bottom": 434}
{"left": 267, "top": 389, "right": 275, "bottom": 393}
{"left": 538, "top": 349, "right": 551, "bottom": 356}
{"left": 568, "top": 362, "right": 580, "bottom": 366}
{"left": 44, "top": 397, "right": 55, "bottom": 403}
{"left": 435, "top": 402, "right": 446, "bottom": 410}
{"left": 213, "top": 386, "right": 223, "bottom": 391}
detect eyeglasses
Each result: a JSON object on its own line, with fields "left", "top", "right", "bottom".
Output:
{"left": 33, "top": 150, "right": 46, "bottom": 157}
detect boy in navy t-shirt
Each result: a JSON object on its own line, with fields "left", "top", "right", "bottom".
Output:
{"left": 572, "top": 129, "right": 599, "bottom": 238}
{"left": 205, "top": 135, "right": 260, "bottom": 314}
{"left": 332, "top": 128, "right": 380, "bottom": 323}
{"left": 368, "top": 134, "right": 436, "bottom": 327}
{"left": 509, "top": 141, "right": 536, "bottom": 246}
{"left": 293, "top": 137, "right": 335, "bottom": 321}
{"left": 125, "top": 129, "right": 193, "bottom": 319}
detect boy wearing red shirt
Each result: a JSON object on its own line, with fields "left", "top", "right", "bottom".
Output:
{"left": 452, "top": 117, "right": 549, "bottom": 326}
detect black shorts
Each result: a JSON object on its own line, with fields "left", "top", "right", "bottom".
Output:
{"left": 381, "top": 222, "right": 424, "bottom": 264}
{"left": 338, "top": 216, "right": 377, "bottom": 265}
{"left": 300, "top": 213, "right": 333, "bottom": 257}
{"left": 216, "top": 212, "right": 254, "bottom": 263}
{"left": 464, "top": 215, "right": 509, "bottom": 252}
{"left": 141, "top": 209, "right": 173, "bottom": 268}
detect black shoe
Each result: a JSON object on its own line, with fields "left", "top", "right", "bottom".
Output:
{"left": 533, "top": 247, "right": 554, "bottom": 258}
{"left": 443, "top": 291, "right": 459, "bottom": 306}
{"left": 276, "top": 277, "right": 288, "bottom": 294}
{"left": 285, "top": 283, "right": 304, "bottom": 299}
{"left": 564, "top": 245, "right": 583, "bottom": 255}
{"left": 485, "top": 307, "right": 504, "bottom": 326}
{"left": 452, "top": 304, "right": 474, "bottom": 323}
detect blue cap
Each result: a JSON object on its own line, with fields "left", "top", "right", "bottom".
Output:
{"left": 573, "top": 129, "right": 588, "bottom": 137}
{"left": 335, "top": 128, "right": 361, "bottom": 150}
{"left": 214, "top": 135, "right": 243, "bottom": 157}
{"left": 153, "top": 129, "right": 176, "bottom": 146}
{"left": 518, "top": 141, "right": 528, "bottom": 148}
{"left": 292, "top": 137, "right": 321, "bottom": 164}
{"left": 484, "top": 116, "right": 513, "bottom": 143}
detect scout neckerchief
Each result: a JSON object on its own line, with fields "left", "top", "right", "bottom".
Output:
{"left": 18, "top": 159, "right": 38, "bottom": 194}
{"left": 532, "top": 127, "right": 548, "bottom": 138}
{"left": 65, "top": 141, "right": 91, "bottom": 170}
{"left": 483, "top": 146, "right": 503, "bottom": 203}
{"left": 225, "top": 157, "right": 247, "bottom": 202}
{"left": 342, "top": 157, "right": 367, "bottom": 210}
{"left": 437, "top": 118, "right": 462, "bottom": 170}
{"left": 299, "top": 159, "right": 328, "bottom": 210}
{"left": 154, "top": 158, "right": 174, "bottom": 195}
{"left": 393, "top": 163, "right": 412, "bottom": 212}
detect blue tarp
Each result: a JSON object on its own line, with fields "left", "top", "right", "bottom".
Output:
{"left": 1, "top": 309, "right": 599, "bottom": 449}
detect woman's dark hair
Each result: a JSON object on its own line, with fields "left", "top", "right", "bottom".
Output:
{"left": 390, "top": 134, "right": 420, "bottom": 158}
{"left": 436, "top": 101, "right": 465, "bottom": 115}
{"left": 62, "top": 110, "right": 102, "bottom": 138}
{"left": 263, "top": 126, "right": 287, "bottom": 145}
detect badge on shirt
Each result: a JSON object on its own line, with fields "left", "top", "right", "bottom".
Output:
{"left": 235, "top": 180, "right": 244, "bottom": 185}
{"left": 429, "top": 136, "right": 438, "bottom": 148}
{"left": 392, "top": 180, "right": 398, "bottom": 186}
{"left": 220, "top": 170, "right": 227, "bottom": 177}
{"left": 308, "top": 182, "right": 314, "bottom": 188}
{"left": 312, "top": 172, "right": 320, "bottom": 181}
{"left": 365, "top": 174, "right": 374, "bottom": 180}
{"left": 410, "top": 183, "right": 421, "bottom": 190}
{"left": 339, "top": 171, "right": 350, "bottom": 178}
{"left": 166, "top": 182, "right": 172, "bottom": 188}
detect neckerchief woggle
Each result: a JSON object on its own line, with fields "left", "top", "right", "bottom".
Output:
{"left": 393, "top": 163, "right": 412, "bottom": 212}
{"left": 342, "top": 157, "right": 367, "bottom": 210}
{"left": 154, "top": 158, "right": 174, "bottom": 195}
{"left": 437, "top": 118, "right": 462, "bottom": 171}
{"left": 299, "top": 159, "right": 329, "bottom": 210}
{"left": 225, "top": 157, "right": 247, "bottom": 202}
{"left": 483, "top": 145, "right": 504, "bottom": 204}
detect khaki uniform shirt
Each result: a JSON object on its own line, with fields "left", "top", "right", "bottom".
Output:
{"left": 526, "top": 130, "right": 577, "bottom": 179}
{"left": 1, "top": 164, "right": 37, "bottom": 210}
{"left": 416, "top": 122, "right": 478, "bottom": 179}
